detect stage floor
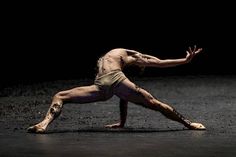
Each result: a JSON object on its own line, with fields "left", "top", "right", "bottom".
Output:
{"left": 1, "top": 75, "right": 236, "bottom": 157}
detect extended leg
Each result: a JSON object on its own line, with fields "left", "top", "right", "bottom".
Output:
{"left": 27, "top": 95, "right": 63, "bottom": 133}
{"left": 27, "top": 85, "right": 104, "bottom": 133}
{"left": 114, "top": 79, "right": 206, "bottom": 130}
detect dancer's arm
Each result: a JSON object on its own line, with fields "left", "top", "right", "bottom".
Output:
{"left": 126, "top": 45, "right": 203, "bottom": 68}
{"left": 105, "top": 99, "right": 128, "bottom": 128}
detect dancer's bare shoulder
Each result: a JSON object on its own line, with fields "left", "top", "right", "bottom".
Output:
{"left": 106, "top": 48, "right": 127, "bottom": 55}
{"left": 103, "top": 48, "right": 127, "bottom": 60}
{"left": 108, "top": 48, "right": 141, "bottom": 57}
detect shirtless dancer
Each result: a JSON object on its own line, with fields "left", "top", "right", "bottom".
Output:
{"left": 27, "top": 45, "right": 206, "bottom": 133}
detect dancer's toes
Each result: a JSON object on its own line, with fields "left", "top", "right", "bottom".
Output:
{"left": 27, "top": 125, "right": 45, "bottom": 133}
{"left": 189, "top": 122, "right": 206, "bottom": 130}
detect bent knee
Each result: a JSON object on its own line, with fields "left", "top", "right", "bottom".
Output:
{"left": 53, "top": 92, "right": 61, "bottom": 99}
{"left": 53, "top": 91, "right": 68, "bottom": 102}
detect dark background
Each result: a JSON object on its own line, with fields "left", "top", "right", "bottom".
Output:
{"left": 1, "top": 2, "right": 235, "bottom": 88}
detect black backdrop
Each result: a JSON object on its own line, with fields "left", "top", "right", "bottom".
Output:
{"left": 1, "top": 2, "right": 235, "bottom": 87}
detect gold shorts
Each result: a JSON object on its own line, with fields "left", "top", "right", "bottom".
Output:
{"left": 94, "top": 70, "right": 127, "bottom": 99}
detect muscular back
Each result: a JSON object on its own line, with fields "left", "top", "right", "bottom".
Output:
{"left": 96, "top": 48, "right": 140, "bottom": 76}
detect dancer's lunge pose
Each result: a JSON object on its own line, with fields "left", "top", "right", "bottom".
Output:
{"left": 28, "top": 45, "right": 206, "bottom": 133}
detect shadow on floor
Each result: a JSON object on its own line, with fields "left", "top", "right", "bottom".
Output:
{"left": 32, "top": 127, "right": 191, "bottom": 134}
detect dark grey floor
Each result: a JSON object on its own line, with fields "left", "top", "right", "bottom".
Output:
{"left": 1, "top": 75, "right": 236, "bottom": 157}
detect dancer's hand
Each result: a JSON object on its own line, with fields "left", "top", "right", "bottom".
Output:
{"left": 185, "top": 45, "right": 203, "bottom": 63}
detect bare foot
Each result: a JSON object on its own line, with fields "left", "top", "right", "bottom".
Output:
{"left": 105, "top": 123, "right": 124, "bottom": 128}
{"left": 189, "top": 122, "right": 206, "bottom": 130}
{"left": 27, "top": 125, "right": 46, "bottom": 133}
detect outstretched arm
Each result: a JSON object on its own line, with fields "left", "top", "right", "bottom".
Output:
{"left": 105, "top": 99, "right": 128, "bottom": 128}
{"left": 128, "top": 45, "right": 203, "bottom": 68}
